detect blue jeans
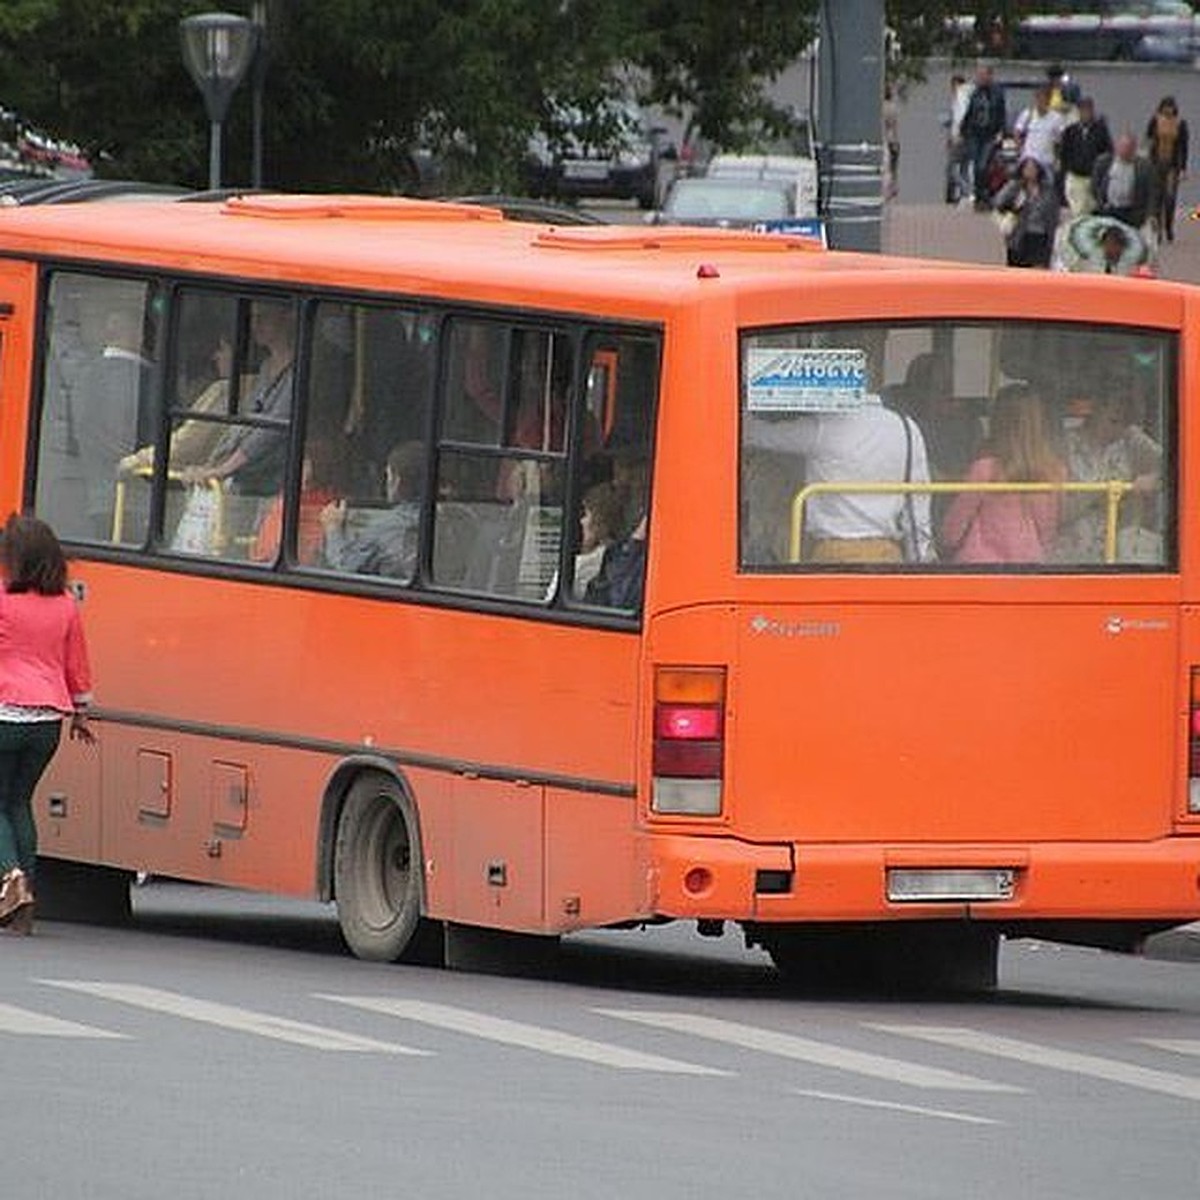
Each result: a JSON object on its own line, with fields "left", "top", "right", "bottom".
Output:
{"left": 0, "top": 719, "right": 62, "bottom": 877}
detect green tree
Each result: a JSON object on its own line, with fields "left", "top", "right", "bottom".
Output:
{"left": 0, "top": 0, "right": 1005, "bottom": 192}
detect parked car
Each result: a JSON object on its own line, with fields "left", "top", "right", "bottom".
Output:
{"left": 523, "top": 99, "right": 677, "bottom": 209}
{"left": 648, "top": 176, "right": 795, "bottom": 228}
{"left": 705, "top": 152, "right": 819, "bottom": 220}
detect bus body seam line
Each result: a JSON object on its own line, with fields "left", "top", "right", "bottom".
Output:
{"left": 89, "top": 707, "right": 635, "bottom": 798}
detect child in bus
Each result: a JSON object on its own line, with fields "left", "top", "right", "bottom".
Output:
{"left": 318, "top": 440, "right": 426, "bottom": 579}
{"left": 940, "top": 383, "right": 1065, "bottom": 564}
{"left": 573, "top": 480, "right": 626, "bottom": 598}
{"left": 251, "top": 436, "right": 344, "bottom": 566}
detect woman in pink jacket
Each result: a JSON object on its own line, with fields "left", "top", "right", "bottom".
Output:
{"left": 0, "top": 513, "right": 94, "bottom": 933}
{"left": 941, "top": 384, "right": 1065, "bottom": 565}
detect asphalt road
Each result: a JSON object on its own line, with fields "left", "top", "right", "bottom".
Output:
{"left": 2, "top": 884, "right": 1199, "bottom": 1200}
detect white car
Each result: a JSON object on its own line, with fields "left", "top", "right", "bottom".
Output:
{"left": 704, "top": 153, "right": 819, "bottom": 220}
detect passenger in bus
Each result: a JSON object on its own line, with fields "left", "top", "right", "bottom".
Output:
{"left": 181, "top": 303, "right": 295, "bottom": 496}
{"left": 319, "top": 440, "right": 425, "bottom": 579}
{"left": 573, "top": 481, "right": 626, "bottom": 598}
{"left": 745, "top": 399, "right": 935, "bottom": 565}
{"left": 940, "top": 383, "right": 1065, "bottom": 564}
{"left": 583, "top": 513, "right": 647, "bottom": 609}
{"left": 121, "top": 333, "right": 235, "bottom": 476}
{"left": 888, "top": 353, "right": 982, "bottom": 484}
{"left": 251, "top": 437, "right": 344, "bottom": 567}
{"left": 1056, "top": 388, "right": 1162, "bottom": 564}
{"left": 74, "top": 306, "right": 154, "bottom": 539}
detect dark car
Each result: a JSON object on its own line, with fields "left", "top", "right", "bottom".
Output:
{"left": 450, "top": 194, "right": 608, "bottom": 225}
{"left": 524, "top": 100, "right": 677, "bottom": 210}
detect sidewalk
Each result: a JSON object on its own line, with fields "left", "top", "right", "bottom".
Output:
{"left": 882, "top": 202, "right": 1200, "bottom": 284}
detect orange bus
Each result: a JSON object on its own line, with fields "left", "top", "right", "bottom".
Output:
{"left": 1, "top": 193, "right": 1197, "bottom": 989}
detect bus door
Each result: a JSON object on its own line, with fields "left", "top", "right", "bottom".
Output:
{"left": 0, "top": 259, "right": 38, "bottom": 511}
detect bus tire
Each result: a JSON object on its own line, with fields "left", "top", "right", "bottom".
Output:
{"left": 34, "top": 857, "right": 133, "bottom": 925}
{"left": 334, "top": 773, "right": 430, "bottom": 963}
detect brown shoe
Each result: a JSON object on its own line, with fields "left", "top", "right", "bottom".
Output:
{"left": 0, "top": 869, "right": 33, "bottom": 926}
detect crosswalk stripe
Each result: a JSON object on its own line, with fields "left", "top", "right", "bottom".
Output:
{"left": 594, "top": 1010, "right": 1019, "bottom": 1093}
{"left": 875, "top": 1025, "right": 1200, "bottom": 1102}
{"left": 319, "top": 996, "right": 729, "bottom": 1075}
{"left": 40, "top": 981, "right": 427, "bottom": 1054}
{"left": 1138, "top": 1039, "right": 1200, "bottom": 1058}
{"left": 0, "top": 1000, "right": 128, "bottom": 1040}
{"left": 790, "top": 1088, "right": 1002, "bottom": 1126}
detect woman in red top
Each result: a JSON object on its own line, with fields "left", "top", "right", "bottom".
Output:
{"left": 941, "top": 384, "right": 1066, "bottom": 565}
{"left": 0, "top": 513, "right": 94, "bottom": 933}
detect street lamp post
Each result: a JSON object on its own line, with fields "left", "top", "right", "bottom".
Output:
{"left": 249, "top": 1, "right": 268, "bottom": 189}
{"left": 180, "top": 12, "right": 258, "bottom": 191}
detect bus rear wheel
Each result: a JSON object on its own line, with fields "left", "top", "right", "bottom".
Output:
{"left": 760, "top": 923, "right": 999, "bottom": 994}
{"left": 334, "top": 773, "right": 435, "bottom": 963}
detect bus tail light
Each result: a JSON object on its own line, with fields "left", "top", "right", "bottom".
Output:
{"left": 652, "top": 667, "right": 726, "bottom": 816}
{"left": 1190, "top": 669, "right": 1200, "bottom": 813}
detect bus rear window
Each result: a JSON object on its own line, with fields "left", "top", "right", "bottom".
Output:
{"left": 740, "top": 320, "right": 1174, "bottom": 572}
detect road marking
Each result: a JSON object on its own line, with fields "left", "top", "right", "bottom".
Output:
{"left": 594, "top": 1010, "right": 1019, "bottom": 1092}
{"left": 1139, "top": 1039, "right": 1200, "bottom": 1058}
{"left": 40, "top": 981, "right": 427, "bottom": 1054}
{"left": 790, "top": 1088, "right": 1002, "bottom": 1126}
{"left": 319, "top": 996, "right": 728, "bottom": 1075}
{"left": 0, "top": 1000, "right": 128, "bottom": 1040}
{"left": 875, "top": 1025, "right": 1200, "bottom": 1102}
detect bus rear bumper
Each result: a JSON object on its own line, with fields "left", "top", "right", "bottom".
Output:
{"left": 649, "top": 835, "right": 1200, "bottom": 926}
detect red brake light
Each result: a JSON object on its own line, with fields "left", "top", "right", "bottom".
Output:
{"left": 654, "top": 704, "right": 723, "bottom": 740}
{"left": 652, "top": 667, "right": 726, "bottom": 813}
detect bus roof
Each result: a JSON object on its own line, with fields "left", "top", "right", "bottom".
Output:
{"left": 0, "top": 193, "right": 1185, "bottom": 324}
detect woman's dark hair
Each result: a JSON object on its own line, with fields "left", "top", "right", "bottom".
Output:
{"left": 2, "top": 513, "right": 68, "bottom": 595}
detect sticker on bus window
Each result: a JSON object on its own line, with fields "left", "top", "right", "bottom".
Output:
{"left": 745, "top": 348, "right": 868, "bottom": 412}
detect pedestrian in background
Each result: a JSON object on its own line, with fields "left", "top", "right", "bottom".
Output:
{"left": 0, "top": 513, "right": 94, "bottom": 935}
{"left": 1092, "top": 132, "right": 1155, "bottom": 234}
{"left": 883, "top": 84, "right": 901, "bottom": 200}
{"left": 962, "top": 63, "right": 1007, "bottom": 211}
{"left": 1146, "top": 95, "right": 1189, "bottom": 243}
{"left": 1060, "top": 97, "right": 1113, "bottom": 218}
{"left": 995, "top": 157, "right": 1060, "bottom": 268}
{"left": 1013, "top": 84, "right": 1067, "bottom": 185}
{"left": 944, "top": 72, "right": 974, "bottom": 205}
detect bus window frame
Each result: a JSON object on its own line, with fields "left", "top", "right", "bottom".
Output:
{"left": 25, "top": 257, "right": 662, "bottom": 628}
{"left": 737, "top": 315, "right": 1180, "bottom": 576}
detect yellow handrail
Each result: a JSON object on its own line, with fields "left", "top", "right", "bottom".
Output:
{"left": 111, "top": 468, "right": 227, "bottom": 552}
{"left": 788, "top": 478, "right": 1135, "bottom": 564}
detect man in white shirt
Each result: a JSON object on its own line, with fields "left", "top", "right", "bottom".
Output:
{"left": 746, "top": 398, "right": 935, "bottom": 564}
{"left": 1014, "top": 85, "right": 1067, "bottom": 179}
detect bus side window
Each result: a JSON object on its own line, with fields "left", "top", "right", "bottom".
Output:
{"left": 301, "top": 302, "right": 432, "bottom": 579}
{"left": 432, "top": 323, "right": 570, "bottom": 602}
{"left": 36, "top": 272, "right": 159, "bottom": 546}
{"left": 570, "top": 336, "right": 657, "bottom": 612}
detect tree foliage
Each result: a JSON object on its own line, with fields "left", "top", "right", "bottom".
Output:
{"left": 0, "top": 1, "right": 1014, "bottom": 192}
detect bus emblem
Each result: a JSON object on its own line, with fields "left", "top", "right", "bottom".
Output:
{"left": 750, "top": 614, "right": 840, "bottom": 638}
{"left": 1105, "top": 615, "right": 1169, "bottom": 635}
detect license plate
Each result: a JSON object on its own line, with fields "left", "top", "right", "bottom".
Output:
{"left": 563, "top": 160, "right": 609, "bottom": 181}
{"left": 886, "top": 868, "right": 1016, "bottom": 903}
